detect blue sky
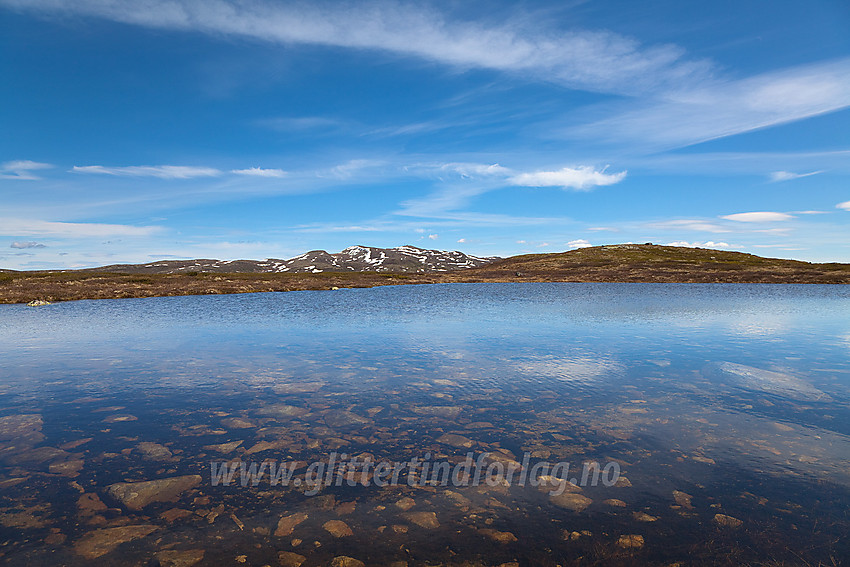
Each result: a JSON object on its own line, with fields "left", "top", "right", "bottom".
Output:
{"left": 1, "top": 0, "right": 849, "bottom": 269}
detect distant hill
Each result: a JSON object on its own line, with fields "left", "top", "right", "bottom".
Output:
{"left": 466, "top": 244, "right": 850, "bottom": 283}
{"left": 90, "top": 245, "right": 501, "bottom": 274}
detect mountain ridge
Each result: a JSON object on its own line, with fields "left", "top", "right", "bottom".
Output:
{"left": 84, "top": 245, "right": 500, "bottom": 275}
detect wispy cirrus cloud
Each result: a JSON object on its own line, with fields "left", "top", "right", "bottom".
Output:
{"left": 0, "top": 218, "right": 162, "bottom": 237}
{"left": 0, "top": 160, "right": 52, "bottom": 180}
{"left": 5, "top": 0, "right": 847, "bottom": 156}
{"left": 721, "top": 212, "right": 794, "bottom": 222}
{"left": 569, "top": 58, "right": 850, "bottom": 149}
{"left": 769, "top": 170, "right": 823, "bottom": 182}
{"left": 0, "top": 0, "right": 712, "bottom": 96}
{"left": 642, "top": 219, "right": 731, "bottom": 233}
{"left": 72, "top": 165, "right": 222, "bottom": 179}
{"left": 439, "top": 163, "right": 512, "bottom": 178}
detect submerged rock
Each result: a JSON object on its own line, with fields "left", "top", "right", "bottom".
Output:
{"left": 278, "top": 551, "right": 307, "bottom": 567}
{"left": 550, "top": 492, "right": 592, "bottom": 513}
{"left": 479, "top": 529, "right": 518, "bottom": 543}
{"left": 202, "top": 440, "right": 243, "bottom": 453}
{"left": 331, "top": 557, "right": 365, "bottom": 567}
{"left": 437, "top": 433, "right": 474, "bottom": 448}
{"left": 617, "top": 534, "right": 644, "bottom": 549}
{"left": 154, "top": 549, "right": 205, "bottom": 567}
{"left": 49, "top": 458, "right": 84, "bottom": 476}
{"left": 672, "top": 490, "right": 693, "bottom": 509}
{"left": 103, "top": 414, "right": 137, "bottom": 423}
{"left": 244, "top": 439, "right": 289, "bottom": 455}
{"left": 221, "top": 417, "right": 257, "bottom": 429}
{"left": 403, "top": 511, "right": 439, "bottom": 529}
{"left": 0, "top": 414, "right": 44, "bottom": 444}
{"left": 77, "top": 493, "right": 107, "bottom": 517}
{"left": 324, "top": 410, "right": 371, "bottom": 429}
{"left": 257, "top": 404, "right": 308, "bottom": 420}
{"left": 323, "top": 519, "right": 353, "bottom": 537}
{"left": 633, "top": 511, "right": 658, "bottom": 522}
{"left": 136, "top": 442, "right": 173, "bottom": 461}
{"left": 0, "top": 505, "right": 50, "bottom": 529}
{"left": 5, "top": 446, "right": 69, "bottom": 466}
{"left": 106, "top": 475, "right": 201, "bottom": 510}
{"left": 713, "top": 513, "right": 743, "bottom": 528}
{"left": 160, "top": 508, "right": 193, "bottom": 523}
{"left": 275, "top": 512, "right": 308, "bottom": 537}
{"left": 412, "top": 406, "right": 462, "bottom": 419}
{"left": 73, "top": 524, "right": 157, "bottom": 559}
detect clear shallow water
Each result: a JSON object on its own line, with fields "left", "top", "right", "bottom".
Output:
{"left": 1, "top": 283, "right": 849, "bottom": 566}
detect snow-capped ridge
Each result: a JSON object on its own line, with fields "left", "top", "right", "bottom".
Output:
{"left": 105, "top": 245, "right": 500, "bottom": 274}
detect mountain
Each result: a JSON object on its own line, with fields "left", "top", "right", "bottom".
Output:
{"left": 91, "top": 245, "right": 500, "bottom": 274}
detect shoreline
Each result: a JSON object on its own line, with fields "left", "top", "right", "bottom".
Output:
{"left": 3, "top": 267, "right": 849, "bottom": 304}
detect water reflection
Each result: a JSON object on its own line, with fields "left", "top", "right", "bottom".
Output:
{"left": 0, "top": 283, "right": 848, "bottom": 565}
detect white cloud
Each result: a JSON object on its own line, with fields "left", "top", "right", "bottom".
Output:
{"left": 397, "top": 161, "right": 570, "bottom": 219}
{"left": 10, "top": 241, "right": 46, "bottom": 249}
{"left": 0, "top": 160, "right": 52, "bottom": 180}
{"left": 509, "top": 166, "right": 626, "bottom": 190}
{"left": 0, "top": 218, "right": 162, "bottom": 237}
{"left": 566, "top": 239, "right": 592, "bottom": 249}
{"left": 769, "top": 170, "right": 822, "bottom": 182}
{"left": 665, "top": 241, "right": 730, "bottom": 249}
{"left": 0, "top": 0, "right": 712, "bottom": 96}
{"left": 837, "top": 201, "right": 850, "bottom": 211}
{"left": 721, "top": 212, "right": 793, "bottom": 222}
{"left": 457, "top": 238, "right": 466, "bottom": 243}
{"left": 428, "top": 234, "right": 438, "bottom": 240}
{"left": 72, "top": 165, "right": 222, "bottom": 179}
{"left": 231, "top": 167, "right": 287, "bottom": 178}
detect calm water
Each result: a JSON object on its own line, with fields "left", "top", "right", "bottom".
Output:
{"left": 1, "top": 283, "right": 849, "bottom": 566}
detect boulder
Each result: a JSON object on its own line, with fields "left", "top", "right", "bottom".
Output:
{"left": 106, "top": 475, "right": 201, "bottom": 510}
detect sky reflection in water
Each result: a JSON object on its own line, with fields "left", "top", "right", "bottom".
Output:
{"left": 1, "top": 283, "right": 849, "bottom": 566}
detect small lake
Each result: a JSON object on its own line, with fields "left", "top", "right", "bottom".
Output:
{"left": 1, "top": 283, "right": 849, "bottom": 566}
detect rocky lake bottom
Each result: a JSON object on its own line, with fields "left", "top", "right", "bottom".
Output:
{"left": 0, "top": 283, "right": 848, "bottom": 566}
